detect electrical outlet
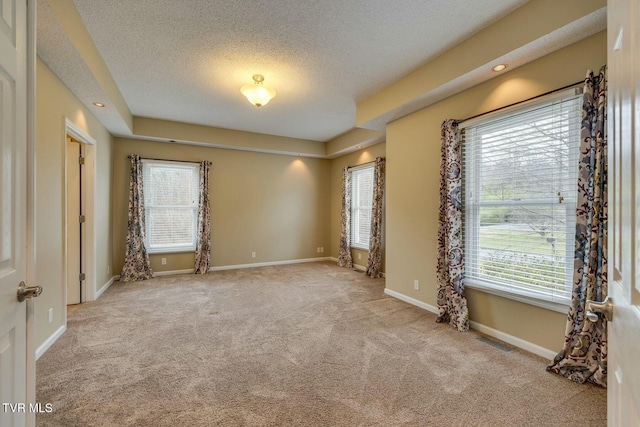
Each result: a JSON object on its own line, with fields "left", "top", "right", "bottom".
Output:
{"left": 161, "top": 258, "right": 167, "bottom": 265}
{"left": 48, "top": 308, "right": 53, "bottom": 324}
{"left": 414, "top": 280, "right": 420, "bottom": 290}
{"left": 358, "top": 253, "right": 361, "bottom": 260}
{"left": 252, "top": 251, "right": 256, "bottom": 258}
{"left": 316, "top": 247, "right": 320, "bottom": 253}
{"left": 320, "top": 247, "right": 324, "bottom": 253}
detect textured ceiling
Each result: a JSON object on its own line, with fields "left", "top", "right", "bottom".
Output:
{"left": 38, "top": 0, "right": 529, "bottom": 141}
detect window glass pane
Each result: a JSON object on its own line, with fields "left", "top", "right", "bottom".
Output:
{"left": 146, "top": 165, "right": 196, "bottom": 206}
{"left": 148, "top": 208, "right": 195, "bottom": 247}
{"left": 463, "top": 93, "right": 581, "bottom": 304}
{"left": 143, "top": 161, "right": 199, "bottom": 252}
{"left": 350, "top": 166, "right": 374, "bottom": 248}
{"left": 478, "top": 103, "right": 578, "bottom": 202}
{"left": 473, "top": 205, "right": 569, "bottom": 292}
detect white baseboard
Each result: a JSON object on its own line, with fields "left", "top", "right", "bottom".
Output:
{"left": 36, "top": 325, "right": 66, "bottom": 361}
{"left": 383, "top": 288, "right": 555, "bottom": 360}
{"left": 154, "top": 269, "right": 195, "bottom": 276}
{"left": 210, "top": 257, "right": 331, "bottom": 271}
{"left": 113, "top": 259, "right": 333, "bottom": 279}
{"left": 111, "top": 257, "right": 384, "bottom": 278}
{"left": 328, "top": 257, "right": 386, "bottom": 277}
{"left": 384, "top": 288, "right": 439, "bottom": 314}
{"left": 469, "top": 321, "right": 556, "bottom": 360}
{"left": 113, "top": 268, "right": 195, "bottom": 282}
{"left": 353, "top": 263, "right": 366, "bottom": 272}
{"left": 95, "top": 276, "right": 116, "bottom": 299}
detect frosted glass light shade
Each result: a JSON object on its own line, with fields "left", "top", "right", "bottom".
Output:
{"left": 241, "top": 74, "right": 276, "bottom": 107}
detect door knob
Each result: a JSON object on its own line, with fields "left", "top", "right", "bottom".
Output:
{"left": 17, "top": 281, "right": 42, "bottom": 302}
{"left": 585, "top": 296, "right": 613, "bottom": 322}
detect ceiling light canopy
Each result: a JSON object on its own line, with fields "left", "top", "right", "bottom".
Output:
{"left": 492, "top": 64, "right": 507, "bottom": 72}
{"left": 241, "top": 74, "right": 276, "bottom": 107}
{"left": 93, "top": 101, "right": 105, "bottom": 107}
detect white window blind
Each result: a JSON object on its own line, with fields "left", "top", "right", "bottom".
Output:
{"left": 350, "top": 165, "right": 374, "bottom": 250}
{"left": 142, "top": 160, "right": 200, "bottom": 253}
{"left": 462, "top": 91, "right": 582, "bottom": 306}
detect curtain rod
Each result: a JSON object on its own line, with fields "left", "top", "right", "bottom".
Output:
{"left": 347, "top": 160, "right": 376, "bottom": 170}
{"left": 127, "top": 155, "right": 200, "bottom": 165}
{"left": 348, "top": 157, "right": 385, "bottom": 170}
{"left": 458, "top": 80, "right": 583, "bottom": 124}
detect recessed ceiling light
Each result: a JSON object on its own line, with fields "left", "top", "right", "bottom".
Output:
{"left": 492, "top": 64, "right": 507, "bottom": 72}
{"left": 93, "top": 102, "right": 105, "bottom": 107}
{"left": 357, "top": 145, "right": 364, "bottom": 149}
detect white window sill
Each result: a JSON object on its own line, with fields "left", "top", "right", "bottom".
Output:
{"left": 464, "top": 279, "right": 570, "bottom": 314}
{"left": 350, "top": 245, "right": 369, "bottom": 251}
{"left": 147, "top": 247, "right": 196, "bottom": 255}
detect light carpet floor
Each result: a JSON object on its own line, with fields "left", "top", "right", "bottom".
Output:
{"left": 36, "top": 261, "right": 606, "bottom": 426}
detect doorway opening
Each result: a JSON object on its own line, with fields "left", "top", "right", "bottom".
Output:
{"left": 66, "top": 135, "right": 83, "bottom": 305}
{"left": 64, "top": 119, "right": 97, "bottom": 312}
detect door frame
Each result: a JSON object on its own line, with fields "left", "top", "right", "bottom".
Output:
{"left": 64, "top": 119, "right": 97, "bottom": 306}
{"left": 26, "top": 1, "right": 37, "bottom": 425}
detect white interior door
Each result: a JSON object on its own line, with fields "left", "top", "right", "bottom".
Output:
{"left": 607, "top": 0, "right": 640, "bottom": 424}
{"left": 0, "top": 0, "right": 30, "bottom": 426}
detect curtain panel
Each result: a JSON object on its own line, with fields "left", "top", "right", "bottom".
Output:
{"left": 366, "top": 157, "right": 385, "bottom": 278}
{"left": 547, "top": 66, "right": 608, "bottom": 387}
{"left": 194, "top": 160, "right": 212, "bottom": 274}
{"left": 337, "top": 165, "right": 353, "bottom": 268}
{"left": 436, "top": 119, "right": 469, "bottom": 332}
{"left": 120, "top": 154, "right": 154, "bottom": 281}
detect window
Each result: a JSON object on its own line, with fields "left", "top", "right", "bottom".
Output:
{"left": 142, "top": 160, "right": 199, "bottom": 253}
{"left": 462, "top": 90, "right": 581, "bottom": 308}
{"left": 350, "top": 165, "right": 374, "bottom": 250}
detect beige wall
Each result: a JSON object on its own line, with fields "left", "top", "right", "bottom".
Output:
{"left": 36, "top": 59, "right": 114, "bottom": 349}
{"left": 112, "top": 138, "right": 331, "bottom": 273}
{"left": 330, "top": 143, "right": 386, "bottom": 272}
{"left": 385, "top": 31, "right": 606, "bottom": 352}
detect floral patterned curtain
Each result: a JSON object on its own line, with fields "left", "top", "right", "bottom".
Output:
{"left": 194, "top": 160, "right": 212, "bottom": 274}
{"left": 337, "top": 165, "right": 353, "bottom": 268}
{"left": 366, "top": 157, "right": 385, "bottom": 278}
{"left": 120, "top": 154, "right": 154, "bottom": 281}
{"left": 436, "top": 119, "right": 469, "bottom": 332}
{"left": 547, "top": 67, "right": 608, "bottom": 387}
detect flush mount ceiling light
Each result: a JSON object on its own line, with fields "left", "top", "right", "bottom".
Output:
{"left": 241, "top": 74, "right": 276, "bottom": 107}
{"left": 93, "top": 102, "right": 105, "bottom": 107}
{"left": 492, "top": 64, "right": 507, "bottom": 72}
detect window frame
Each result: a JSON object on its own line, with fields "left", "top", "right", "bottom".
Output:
{"left": 460, "top": 88, "right": 582, "bottom": 312}
{"left": 350, "top": 164, "right": 375, "bottom": 251}
{"left": 142, "top": 159, "right": 200, "bottom": 254}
